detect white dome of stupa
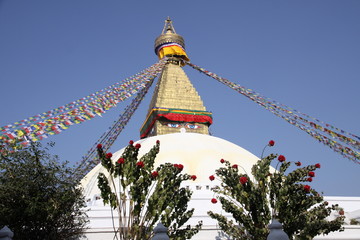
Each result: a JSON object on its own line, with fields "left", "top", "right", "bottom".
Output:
{"left": 81, "top": 132, "right": 262, "bottom": 199}
{"left": 80, "top": 132, "right": 267, "bottom": 240}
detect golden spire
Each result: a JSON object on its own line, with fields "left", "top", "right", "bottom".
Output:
{"left": 161, "top": 16, "right": 179, "bottom": 34}
{"left": 140, "top": 18, "right": 212, "bottom": 138}
{"left": 154, "top": 17, "right": 189, "bottom": 61}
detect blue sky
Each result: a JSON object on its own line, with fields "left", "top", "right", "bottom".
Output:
{"left": 0, "top": 1, "right": 359, "bottom": 196}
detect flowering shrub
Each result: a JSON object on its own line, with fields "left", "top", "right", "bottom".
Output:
{"left": 208, "top": 147, "right": 344, "bottom": 239}
{"left": 97, "top": 141, "right": 202, "bottom": 240}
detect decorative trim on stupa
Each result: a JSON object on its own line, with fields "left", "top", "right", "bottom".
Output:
{"left": 140, "top": 107, "right": 212, "bottom": 138}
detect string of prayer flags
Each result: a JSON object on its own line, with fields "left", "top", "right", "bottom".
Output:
{"left": 186, "top": 61, "right": 360, "bottom": 164}
{"left": 74, "top": 75, "right": 157, "bottom": 178}
{"left": 0, "top": 59, "right": 167, "bottom": 147}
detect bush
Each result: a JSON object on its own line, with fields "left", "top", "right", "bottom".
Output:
{"left": 208, "top": 144, "right": 344, "bottom": 239}
{"left": 0, "top": 142, "right": 88, "bottom": 240}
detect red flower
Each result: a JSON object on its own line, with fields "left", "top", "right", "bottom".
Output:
{"left": 106, "top": 153, "right": 112, "bottom": 159}
{"left": 151, "top": 171, "right": 158, "bottom": 178}
{"left": 156, "top": 140, "right": 160, "bottom": 144}
{"left": 136, "top": 161, "right": 144, "bottom": 168}
{"left": 339, "top": 210, "right": 344, "bottom": 215}
{"left": 240, "top": 176, "right": 248, "bottom": 185}
{"left": 129, "top": 140, "right": 134, "bottom": 145}
{"left": 135, "top": 143, "right": 141, "bottom": 149}
{"left": 308, "top": 171, "right": 315, "bottom": 177}
{"left": 268, "top": 140, "right": 275, "bottom": 146}
{"left": 190, "top": 175, "right": 197, "bottom": 181}
{"left": 174, "top": 164, "right": 183, "bottom": 171}
{"left": 117, "top": 158, "right": 125, "bottom": 164}
{"left": 307, "top": 177, "right": 313, "bottom": 182}
{"left": 278, "top": 155, "right": 286, "bottom": 162}
{"left": 97, "top": 144, "right": 102, "bottom": 149}
{"left": 177, "top": 164, "right": 184, "bottom": 171}
{"left": 220, "top": 159, "right": 225, "bottom": 163}
{"left": 232, "top": 164, "right": 238, "bottom": 169}
{"left": 209, "top": 175, "right": 215, "bottom": 181}
{"left": 211, "top": 198, "right": 217, "bottom": 204}
{"left": 304, "top": 185, "right": 311, "bottom": 193}
{"left": 315, "top": 163, "right": 321, "bottom": 168}
{"left": 295, "top": 161, "right": 302, "bottom": 166}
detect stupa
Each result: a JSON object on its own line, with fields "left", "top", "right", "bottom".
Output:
{"left": 80, "top": 18, "right": 360, "bottom": 240}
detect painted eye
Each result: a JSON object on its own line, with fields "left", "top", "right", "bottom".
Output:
{"left": 186, "top": 124, "right": 199, "bottom": 129}
{"left": 167, "top": 123, "right": 180, "bottom": 128}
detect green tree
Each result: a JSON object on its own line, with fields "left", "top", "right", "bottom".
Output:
{"left": 97, "top": 140, "right": 202, "bottom": 240}
{"left": 0, "top": 142, "right": 88, "bottom": 240}
{"left": 208, "top": 149, "right": 344, "bottom": 239}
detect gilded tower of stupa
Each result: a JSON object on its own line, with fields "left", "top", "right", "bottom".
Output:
{"left": 140, "top": 17, "right": 213, "bottom": 138}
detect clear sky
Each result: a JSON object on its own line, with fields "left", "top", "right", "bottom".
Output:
{"left": 0, "top": 1, "right": 359, "bottom": 196}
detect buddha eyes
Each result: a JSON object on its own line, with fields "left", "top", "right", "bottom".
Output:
{"left": 186, "top": 124, "right": 199, "bottom": 129}
{"left": 167, "top": 123, "right": 180, "bottom": 128}
{"left": 166, "top": 122, "right": 201, "bottom": 129}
